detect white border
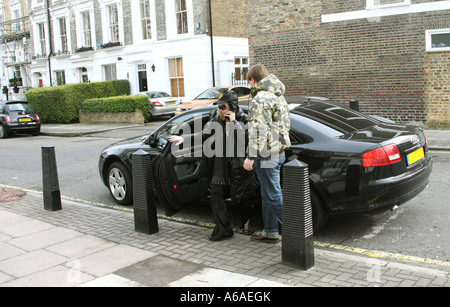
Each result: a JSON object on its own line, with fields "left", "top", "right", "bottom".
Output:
{"left": 426, "top": 28, "right": 450, "bottom": 52}
{"left": 322, "top": 1, "right": 450, "bottom": 23}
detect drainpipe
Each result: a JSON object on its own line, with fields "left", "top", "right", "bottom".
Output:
{"left": 208, "top": 0, "right": 215, "bottom": 87}
{"left": 46, "top": 0, "right": 53, "bottom": 86}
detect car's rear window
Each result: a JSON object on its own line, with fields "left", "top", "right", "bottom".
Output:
{"left": 6, "top": 103, "right": 34, "bottom": 113}
{"left": 291, "top": 100, "right": 380, "bottom": 133}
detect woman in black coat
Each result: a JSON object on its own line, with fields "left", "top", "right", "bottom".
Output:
{"left": 169, "top": 90, "right": 256, "bottom": 241}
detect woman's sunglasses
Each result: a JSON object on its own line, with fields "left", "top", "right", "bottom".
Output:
{"left": 218, "top": 103, "right": 228, "bottom": 110}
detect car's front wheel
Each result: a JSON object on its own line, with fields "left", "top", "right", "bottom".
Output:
{"left": 107, "top": 162, "right": 133, "bottom": 206}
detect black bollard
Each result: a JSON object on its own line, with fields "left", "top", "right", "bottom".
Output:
{"left": 132, "top": 150, "right": 158, "bottom": 235}
{"left": 282, "top": 159, "right": 314, "bottom": 270}
{"left": 349, "top": 99, "right": 359, "bottom": 111}
{"left": 42, "top": 144, "right": 62, "bottom": 211}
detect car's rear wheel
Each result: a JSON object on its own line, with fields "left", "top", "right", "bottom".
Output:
{"left": 310, "top": 188, "right": 329, "bottom": 233}
{"left": 0, "top": 125, "right": 8, "bottom": 139}
{"left": 107, "top": 162, "right": 133, "bottom": 205}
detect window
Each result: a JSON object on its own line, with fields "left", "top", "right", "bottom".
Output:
{"left": 103, "top": 64, "right": 117, "bottom": 81}
{"left": 426, "top": 29, "right": 450, "bottom": 52}
{"left": 80, "top": 67, "right": 89, "bottom": 83}
{"left": 138, "top": 64, "right": 148, "bottom": 92}
{"left": 175, "top": 0, "right": 188, "bottom": 35}
{"left": 234, "top": 57, "right": 249, "bottom": 83}
{"left": 37, "top": 23, "right": 46, "bottom": 55}
{"left": 55, "top": 70, "right": 66, "bottom": 86}
{"left": 0, "top": 11, "right": 5, "bottom": 36}
{"left": 140, "top": 0, "right": 152, "bottom": 40}
{"left": 366, "top": 0, "right": 410, "bottom": 9}
{"left": 81, "top": 11, "right": 92, "bottom": 47}
{"left": 169, "top": 58, "right": 184, "bottom": 97}
{"left": 58, "top": 18, "right": 68, "bottom": 53}
{"left": 107, "top": 4, "right": 119, "bottom": 42}
{"left": 12, "top": 10, "right": 21, "bottom": 31}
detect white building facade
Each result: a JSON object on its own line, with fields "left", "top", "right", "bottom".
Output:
{"left": 26, "top": 0, "right": 249, "bottom": 102}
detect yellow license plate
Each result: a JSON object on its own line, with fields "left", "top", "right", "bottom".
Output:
{"left": 19, "top": 118, "right": 31, "bottom": 122}
{"left": 406, "top": 147, "right": 425, "bottom": 166}
{"left": 167, "top": 101, "right": 176, "bottom": 105}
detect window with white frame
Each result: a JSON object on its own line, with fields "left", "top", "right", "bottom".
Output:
{"left": 58, "top": 17, "right": 68, "bottom": 53}
{"left": 12, "top": 9, "right": 21, "bottom": 31}
{"left": 103, "top": 64, "right": 117, "bottom": 81}
{"left": 55, "top": 70, "right": 66, "bottom": 86}
{"left": 366, "top": 0, "right": 410, "bottom": 9}
{"left": 0, "top": 9, "right": 5, "bottom": 36}
{"left": 175, "top": 0, "right": 188, "bottom": 35}
{"left": 107, "top": 4, "right": 120, "bottom": 42}
{"left": 234, "top": 57, "right": 249, "bottom": 82}
{"left": 169, "top": 57, "right": 184, "bottom": 97}
{"left": 37, "top": 22, "right": 46, "bottom": 55}
{"left": 80, "top": 67, "right": 89, "bottom": 83}
{"left": 81, "top": 11, "right": 92, "bottom": 47}
{"left": 140, "top": 0, "right": 152, "bottom": 40}
{"left": 426, "top": 29, "right": 450, "bottom": 52}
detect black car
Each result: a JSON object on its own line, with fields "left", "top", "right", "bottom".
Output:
{"left": 0, "top": 101, "right": 41, "bottom": 139}
{"left": 98, "top": 98, "right": 433, "bottom": 231}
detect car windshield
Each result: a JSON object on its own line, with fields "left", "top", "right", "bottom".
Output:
{"left": 7, "top": 103, "right": 34, "bottom": 114}
{"left": 292, "top": 100, "right": 381, "bottom": 133}
{"left": 146, "top": 92, "right": 171, "bottom": 99}
{"left": 195, "top": 88, "right": 228, "bottom": 99}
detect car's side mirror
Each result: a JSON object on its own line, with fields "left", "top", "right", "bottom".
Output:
{"left": 145, "top": 134, "right": 156, "bottom": 147}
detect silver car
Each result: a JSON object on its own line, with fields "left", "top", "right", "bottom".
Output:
{"left": 141, "top": 91, "right": 181, "bottom": 120}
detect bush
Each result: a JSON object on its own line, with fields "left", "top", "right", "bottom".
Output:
{"left": 25, "top": 80, "right": 130, "bottom": 123}
{"left": 81, "top": 95, "right": 153, "bottom": 122}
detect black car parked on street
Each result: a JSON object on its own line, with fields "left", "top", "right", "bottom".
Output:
{"left": 98, "top": 97, "right": 433, "bottom": 232}
{"left": 0, "top": 101, "right": 41, "bottom": 139}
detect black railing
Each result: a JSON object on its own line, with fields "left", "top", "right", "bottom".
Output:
{"left": 231, "top": 69, "right": 249, "bottom": 86}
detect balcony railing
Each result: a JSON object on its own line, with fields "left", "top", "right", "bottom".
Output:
{"left": 0, "top": 17, "right": 30, "bottom": 42}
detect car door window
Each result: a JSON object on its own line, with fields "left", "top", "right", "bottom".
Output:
{"left": 155, "top": 111, "right": 211, "bottom": 149}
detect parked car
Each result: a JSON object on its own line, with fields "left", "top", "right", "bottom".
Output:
{"left": 176, "top": 86, "right": 251, "bottom": 114}
{"left": 0, "top": 101, "right": 40, "bottom": 139}
{"left": 98, "top": 97, "right": 432, "bottom": 232}
{"left": 140, "top": 91, "right": 181, "bottom": 120}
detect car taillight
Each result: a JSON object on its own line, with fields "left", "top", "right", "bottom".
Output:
{"left": 36, "top": 115, "right": 40, "bottom": 122}
{"left": 6, "top": 115, "right": 11, "bottom": 123}
{"left": 363, "top": 144, "right": 402, "bottom": 167}
{"left": 153, "top": 101, "right": 163, "bottom": 107}
{"left": 423, "top": 130, "right": 428, "bottom": 148}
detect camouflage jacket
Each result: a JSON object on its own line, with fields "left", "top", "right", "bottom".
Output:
{"left": 247, "top": 74, "right": 291, "bottom": 160}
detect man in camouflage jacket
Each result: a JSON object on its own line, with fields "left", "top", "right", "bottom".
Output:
{"left": 243, "top": 64, "right": 291, "bottom": 243}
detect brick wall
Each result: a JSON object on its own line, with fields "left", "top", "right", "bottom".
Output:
{"left": 211, "top": 0, "right": 247, "bottom": 38}
{"left": 246, "top": 0, "right": 450, "bottom": 125}
{"left": 424, "top": 52, "right": 450, "bottom": 126}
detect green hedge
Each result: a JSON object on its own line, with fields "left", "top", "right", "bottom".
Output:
{"left": 81, "top": 95, "right": 153, "bottom": 122}
{"left": 25, "top": 80, "right": 130, "bottom": 123}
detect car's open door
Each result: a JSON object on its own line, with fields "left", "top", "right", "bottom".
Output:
{"left": 150, "top": 111, "right": 211, "bottom": 215}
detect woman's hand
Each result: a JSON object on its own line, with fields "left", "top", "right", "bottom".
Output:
{"left": 225, "top": 111, "right": 236, "bottom": 122}
{"left": 243, "top": 158, "right": 254, "bottom": 171}
{"left": 168, "top": 135, "right": 184, "bottom": 146}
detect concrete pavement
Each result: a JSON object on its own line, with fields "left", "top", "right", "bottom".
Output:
{"left": 1, "top": 190, "right": 449, "bottom": 288}
{"left": 0, "top": 123, "right": 449, "bottom": 289}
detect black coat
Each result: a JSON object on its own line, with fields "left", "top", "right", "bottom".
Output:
{"left": 199, "top": 108, "right": 259, "bottom": 204}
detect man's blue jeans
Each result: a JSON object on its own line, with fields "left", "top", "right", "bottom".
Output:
{"left": 254, "top": 155, "right": 286, "bottom": 239}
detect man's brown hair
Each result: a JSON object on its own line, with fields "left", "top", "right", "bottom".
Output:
{"left": 247, "top": 64, "right": 269, "bottom": 83}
